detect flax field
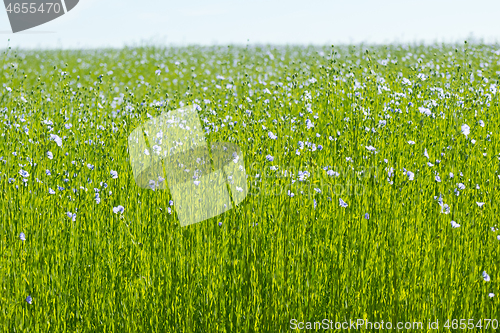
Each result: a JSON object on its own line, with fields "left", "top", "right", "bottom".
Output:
{"left": 1, "top": 42, "right": 500, "bottom": 331}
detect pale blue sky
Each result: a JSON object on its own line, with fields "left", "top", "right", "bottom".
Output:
{"left": 1, "top": 0, "right": 499, "bottom": 49}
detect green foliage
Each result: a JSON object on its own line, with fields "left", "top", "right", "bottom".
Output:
{"left": 0, "top": 43, "right": 499, "bottom": 331}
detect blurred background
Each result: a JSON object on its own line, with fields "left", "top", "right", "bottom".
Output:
{"left": 1, "top": 0, "right": 500, "bottom": 49}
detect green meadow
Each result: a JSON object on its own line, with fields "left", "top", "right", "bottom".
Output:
{"left": 0, "top": 42, "right": 499, "bottom": 331}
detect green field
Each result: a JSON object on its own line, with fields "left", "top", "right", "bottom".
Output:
{"left": 1, "top": 42, "right": 500, "bottom": 331}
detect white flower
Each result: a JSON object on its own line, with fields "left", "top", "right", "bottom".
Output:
{"left": 110, "top": 170, "right": 118, "bottom": 179}
{"left": 402, "top": 78, "right": 412, "bottom": 85}
{"left": 408, "top": 141, "right": 415, "bottom": 145}
{"left": 477, "top": 202, "right": 485, "bottom": 208}
{"left": 461, "top": 124, "right": 470, "bottom": 137}
{"left": 387, "top": 167, "right": 394, "bottom": 178}
{"left": 451, "top": 221, "right": 460, "bottom": 228}
{"left": 112, "top": 205, "right": 125, "bottom": 214}
{"left": 327, "top": 170, "right": 339, "bottom": 177}
{"left": 50, "top": 134, "right": 63, "bottom": 147}
{"left": 152, "top": 145, "right": 161, "bottom": 154}
{"left": 483, "top": 271, "right": 491, "bottom": 282}
{"left": 489, "top": 293, "right": 495, "bottom": 298}
{"left": 490, "top": 84, "right": 497, "bottom": 94}
{"left": 407, "top": 171, "right": 414, "bottom": 180}
{"left": 47, "top": 151, "right": 53, "bottom": 159}
{"left": 298, "top": 171, "right": 309, "bottom": 181}
{"left": 305, "top": 119, "right": 314, "bottom": 129}
{"left": 148, "top": 180, "right": 157, "bottom": 190}
{"left": 418, "top": 107, "right": 432, "bottom": 116}
{"left": 365, "top": 145, "right": 376, "bottom": 152}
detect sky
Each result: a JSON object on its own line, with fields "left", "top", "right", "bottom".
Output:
{"left": 1, "top": 0, "right": 499, "bottom": 49}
